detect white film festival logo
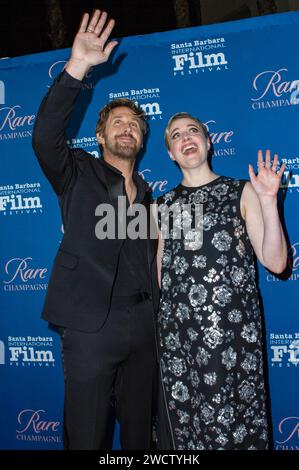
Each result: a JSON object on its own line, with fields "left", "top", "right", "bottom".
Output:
{"left": 171, "top": 36, "right": 228, "bottom": 76}
{"left": 138, "top": 101, "right": 162, "bottom": 119}
{"left": 6, "top": 335, "right": 56, "bottom": 368}
{"left": 173, "top": 51, "right": 228, "bottom": 73}
{"left": 0, "top": 181, "right": 43, "bottom": 217}
{"left": 271, "top": 340, "right": 299, "bottom": 367}
{"left": 0, "top": 193, "right": 42, "bottom": 214}
{"left": 109, "top": 87, "right": 163, "bottom": 121}
{"left": 0, "top": 181, "right": 43, "bottom": 216}
{"left": 279, "top": 158, "right": 299, "bottom": 193}
{"left": 9, "top": 346, "right": 55, "bottom": 365}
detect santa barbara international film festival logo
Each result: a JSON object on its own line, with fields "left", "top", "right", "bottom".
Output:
{"left": 16, "top": 409, "right": 62, "bottom": 445}
{"left": 67, "top": 135, "right": 99, "bottom": 159}
{"left": 3, "top": 257, "right": 48, "bottom": 293}
{"left": 275, "top": 416, "right": 299, "bottom": 450}
{"left": 251, "top": 67, "right": 299, "bottom": 110}
{"left": 108, "top": 86, "right": 163, "bottom": 122}
{"left": 0, "top": 182, "right": 43, "bottom": 216}
{"left": 170, "top": 36, "right": 228, "bottom": 77}
{"left": 0, "top": 334, "right": 56, "bottom": 368}
{"left": 278, "top": 156, "right": 299, "bottom": 194}
{"left": 269, "top": 331, "right": 299, "bottom": 368}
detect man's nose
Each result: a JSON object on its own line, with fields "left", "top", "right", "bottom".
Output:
{"left": 123, "top": 122, "right": 132, "bottom": 133}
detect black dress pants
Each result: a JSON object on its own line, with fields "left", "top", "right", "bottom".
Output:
{"left": 59, "top": 297, "right": 157, "bottom": 450}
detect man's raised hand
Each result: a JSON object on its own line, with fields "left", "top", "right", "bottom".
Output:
{"left": 66, "top": 9, "right": 118, "bottom": 80}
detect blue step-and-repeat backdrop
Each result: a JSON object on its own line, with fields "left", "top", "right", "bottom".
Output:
{"left": 0, "top": 12, "right": 298, "bottom": 450}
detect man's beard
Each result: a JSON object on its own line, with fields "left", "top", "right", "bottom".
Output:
{"left": 104, "top": 133, "right": 140, "bottom": 160}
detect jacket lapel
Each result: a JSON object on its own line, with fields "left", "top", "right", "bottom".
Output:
{"left": 90, "top": 157, "right": 124, "bottom": 210}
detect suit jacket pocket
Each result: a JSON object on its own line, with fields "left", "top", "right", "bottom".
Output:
{"left": 55, "top": 249, "right": 79, "bottom": 270}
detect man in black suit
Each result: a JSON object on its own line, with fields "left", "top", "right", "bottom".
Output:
{"left": 32, "top": 9, "right": 159, "bottom": 450}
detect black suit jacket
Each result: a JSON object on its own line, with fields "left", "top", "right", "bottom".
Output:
{"left": 32, "top": 71, "right": 159, "bottom": 332}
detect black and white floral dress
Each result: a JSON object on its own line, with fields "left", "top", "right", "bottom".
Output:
{"left": 157, "top": 176, "right": 269, "bottom": 450}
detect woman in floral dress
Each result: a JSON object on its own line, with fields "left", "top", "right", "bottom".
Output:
{"left": 157, "top": 112, "right": 287, "bottom": 450}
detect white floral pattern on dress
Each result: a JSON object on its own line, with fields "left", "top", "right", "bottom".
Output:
{"left": 157, "top": 177, "right": 269, "bottom": 450}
